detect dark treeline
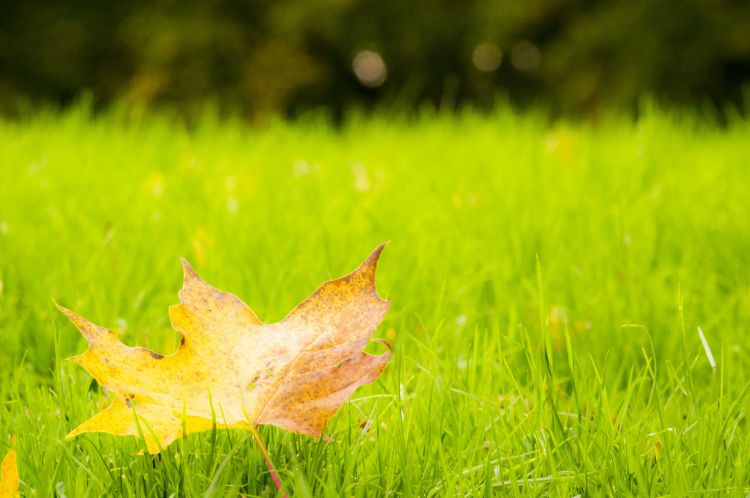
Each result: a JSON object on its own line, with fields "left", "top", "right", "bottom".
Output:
{"left": 1, "top": 0, "right": 749, "bottom": 117}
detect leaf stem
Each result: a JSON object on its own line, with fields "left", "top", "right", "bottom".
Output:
{"left": 248, "top": 425, "right": 287, "bottom": 497}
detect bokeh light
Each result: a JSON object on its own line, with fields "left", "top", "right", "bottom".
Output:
{"left": 472, "top": 42, "right": 503, "bottom": 72}
{"left": 352, "top": 50, "right": 388, "bottom": 88}
{"left": 352, "top": 50, "right": 387, "bottom": 88}
{"left": 510, "top": 40, "right": 541, "bottom": 71}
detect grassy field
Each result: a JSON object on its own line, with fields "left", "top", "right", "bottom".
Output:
{"left": 1, "top": 106, "right": 750, "bottom": 497}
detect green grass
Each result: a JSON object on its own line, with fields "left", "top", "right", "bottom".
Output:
{"left": 1, "top": 105, "right": 750, "bottom": 497}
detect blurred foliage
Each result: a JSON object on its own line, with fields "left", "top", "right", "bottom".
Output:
{"left": 1, "top": 0, "right": 749, "bottom": 117}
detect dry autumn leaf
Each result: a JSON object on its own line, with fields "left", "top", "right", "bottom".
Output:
{"left": 58, "top": 245, "right": 391, "bottom": 453}
{"left": 0, "top": 438, "right": 19, "bottom": 498}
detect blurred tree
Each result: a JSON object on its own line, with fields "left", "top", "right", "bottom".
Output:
{"left": 0, "top": 0, "right": 748, "bottom": 116}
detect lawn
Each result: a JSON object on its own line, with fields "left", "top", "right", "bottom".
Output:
{"left": 1, "top": 105, "right": 750, "bottom": 496}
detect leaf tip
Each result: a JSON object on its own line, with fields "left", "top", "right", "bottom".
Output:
{"left": 55, "top": 303, "right": 109, "bottom": 343}
{"left": 53, "top": 300, "right": 73, "bottom": 317}
{"left": 66, "top": 354, "right": 84, "bottom": 364}
{"left": 356, "top": 242, "right": 388, "bottom": 277}
{"left": 179, "top": 257, "right": 208, "bottom": 294}
{"left": 180, "top": 257, "right": 197, "bottom": 277}
{"left": 55, "top": 302, "right": 89, "bottom": 329}
{"left": 372, "top": 241, "right": 388, "bottom": 259}
{"left": 371, "top": 337, "right": 393, "bottom": 352}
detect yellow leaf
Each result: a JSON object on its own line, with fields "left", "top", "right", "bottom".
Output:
{"left": 59, "top": 245, "right": 391, "bottom": 453}
{"left": 0, "top": 437, "right": 19, "bottom": 498}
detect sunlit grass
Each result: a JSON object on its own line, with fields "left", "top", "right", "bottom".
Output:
{"left": 1, "top": 105, "right": 750, "bottom": 496}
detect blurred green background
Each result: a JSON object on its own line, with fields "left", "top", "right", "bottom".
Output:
{"left": 3, "top": 3, "right": 750, "bottom": 494}
{"left": 1, "top": 0, "right": 749, "bottom": 117}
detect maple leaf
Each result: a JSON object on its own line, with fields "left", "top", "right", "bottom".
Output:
{"left": 0, "top": 438, "right": 19, "bottom": 498}
{"left": 58, "top": 245, "right": 391, "bottom": 453}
